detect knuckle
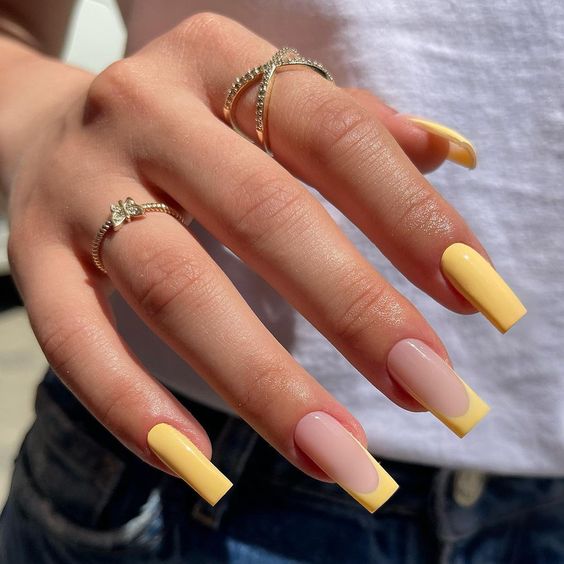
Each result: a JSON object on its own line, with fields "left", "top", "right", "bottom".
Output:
{"left": 174, "top": 12, "right": 231, "bottom": 46}
{"left": 307, "top": 94, "right": 384, "bottom": 165}
{"left": 331, "top": 271, "right": 392, "bottom": 348}
{"left": 97, "top": 389, "right": 124, "bottom": 430}
{"left": 39, "top": 313, "right": 106, "bottom": 379}
{"left": 347, "top": 87, "right": 371, "bottom": 97}
{"left": 234, "top": 350, "right": 293, "bottom": 416}
{"left": 391, "top": 185, "right": 453, "bottom": 238}
{"left": 98, "top": 379, "right": 142, "bottom": 431}
{"left": 135, "top": 245, "right": 220, "bottom": 320}
{"left": 227, "top": 170, "right": 311, "bottom": 248}
{"left": 84, "top": 58, "right": 157, "bottom": 122}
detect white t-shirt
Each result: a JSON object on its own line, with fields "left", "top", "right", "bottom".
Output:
{"left": 113, "top": 0, "right": 564, "bottom": 475}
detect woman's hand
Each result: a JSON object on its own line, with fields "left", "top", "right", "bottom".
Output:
{"left": 5, "top": 13, "right": 525, "bottom": 511}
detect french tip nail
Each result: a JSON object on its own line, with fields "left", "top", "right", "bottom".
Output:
{"left": 147, "top": 423, "right": 232, "bottom": 506}
{"left": 402, "top": 115, "right": 477, "bottom": 169}
{"left": 452, "top": 386, "right": 491, "bottom": 438}
{"left": 441, "top": 243, "right": 526, "bottom": 333}
{"left": 387, "top": 339, "right": 490, "bottom": 438}
{"left": 350, "top": 453, "right": 400, "bottom": 513}
{"left": 294, "top": 412, "right": 398, "bottom": 513}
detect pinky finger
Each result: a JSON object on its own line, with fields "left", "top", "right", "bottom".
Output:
{"left": 11, "top": 244, "right": 233, "bottom": 506}
{"left": 345, "top": 88, "right": 476, "bottom": 173}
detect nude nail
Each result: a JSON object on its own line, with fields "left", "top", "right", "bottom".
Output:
{"left": 294, "top": 411, "right": 398, "bottom": 512}
{"left": 387, "top": 339, "right": 490, "bottom": 437}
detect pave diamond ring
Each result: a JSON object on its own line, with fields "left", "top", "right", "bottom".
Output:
{"left": 224, "top": 48, "right": 334, "bottom": 156}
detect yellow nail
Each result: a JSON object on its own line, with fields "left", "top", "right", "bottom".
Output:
{"left": 441, "top": 243, "right": 527, "bottom": 333}
{"left": 147, "top": 423, "right": 233, "bottom": 506}
{"left": 404, "top": 116, "right": 477, "bottom": 169}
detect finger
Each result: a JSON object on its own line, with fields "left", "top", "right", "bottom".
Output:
{"left": 120, "top": 86, "right": 493, "bottom": 439}
{"left": 135, "top": 105, "right": 430, "bottom": 412}
{"left": 79, "top": 180, "right": 401, "bottom": 512}
{"left": 9, "top": 242, "right": 234, "bottom": 506}
{"left": 343, "top": 88, "right": 452, "bottom": 174}
{"left": 176, "top": 14, "right": 524, "bottom": 330}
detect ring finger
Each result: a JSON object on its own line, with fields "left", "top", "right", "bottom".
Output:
{"left": 78, "top": 177, "right": 399, "bottom": 513}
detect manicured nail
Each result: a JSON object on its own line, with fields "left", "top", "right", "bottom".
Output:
{"left": 388, "top": 339, "right": 490, "bottom": 437}
{"left": 147, "top": 423, "right": 232, "bottom": 506}
{"left": 441, "top": 243, "right": 527, "bottom": 333}
{"left": 294, "top": 412, "right": 398, "bottom": 513}
{"left": 402, "top": 115, "right": 477, "bottom": 169}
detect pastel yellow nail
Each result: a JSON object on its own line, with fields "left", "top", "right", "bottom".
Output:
{"left": 295, "top": 412, "right": 399, "bottom": 513}
{"left": 441, "top": 243, "right": 527, "bottom": 333}
{"left": 147, "top": 423, "right": 233, "bottom": 506}
{"left": 404, "top": 115, "right": 477, "bottom": 169}
{"left": 388, "top": 339, "right": 490, "bottom": 438}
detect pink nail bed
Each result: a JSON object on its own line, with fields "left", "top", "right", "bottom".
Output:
{"left": 387, "top": 339, "right": 469, "bottom": 417}
{"left": 294, "top": 411, "right": 379, "bottom": 493}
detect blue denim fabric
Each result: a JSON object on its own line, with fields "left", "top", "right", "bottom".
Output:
{"left": 1, "top": 369, "right": 564, "bottom": 563}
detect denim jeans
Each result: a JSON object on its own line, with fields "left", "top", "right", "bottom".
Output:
{"left": 1, "top": 368, "right": 564, "bottom": 563}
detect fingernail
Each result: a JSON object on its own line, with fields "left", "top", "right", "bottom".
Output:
{"left": 147, "top": 423, "right": 233, "bottom": 506}
{"left": 388, "top": 339, "right": 490, "bottom": 437}
{"left": 294, "top": 412, "right": 398, "bottom": 513}
{"left": 402, "top": 115, "right": 477, "bottom": 169}
{"left": 441, "top": 243, "right": 527, "bottom": 333}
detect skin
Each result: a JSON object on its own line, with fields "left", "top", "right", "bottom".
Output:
{"left": 0, "top": 5, "right": 486, "bottom": 483}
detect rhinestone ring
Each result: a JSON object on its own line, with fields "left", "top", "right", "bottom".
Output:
{"left": 224, "top": 47, "right": 334, "bottom": 156}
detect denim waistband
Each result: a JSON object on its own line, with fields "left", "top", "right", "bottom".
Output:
{"left": 25, "top": 368, "right": 564, "bottom": 543}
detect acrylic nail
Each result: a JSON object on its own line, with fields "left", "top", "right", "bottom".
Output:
{"left": 294, "top": 411, "right": 398, "bottom": 513}
{"left": 441, "top": 243, "right": 527, "bottom": 333}
{"left": 387, "top": 339, "right": 490, "bottom": 437}
{"left": 147, "top": 423, "right": 233, "bottom": 506}
{"left": 402, "top": 115, "right": 477, "bottom": 169}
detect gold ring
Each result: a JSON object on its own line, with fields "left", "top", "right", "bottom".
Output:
{"left": 224, "top": 47, "right": 334, "bottom": 156}
{"left": 91, "top": 197, "right": 185, "bottom": 274}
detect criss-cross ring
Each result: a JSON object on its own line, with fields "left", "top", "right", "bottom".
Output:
{"left": 224, "top": 47, "right": 334, "bottom": 156}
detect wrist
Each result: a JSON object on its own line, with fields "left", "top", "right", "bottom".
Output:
{"left": 0, "top": 35, "right": 94, "bottom": 194}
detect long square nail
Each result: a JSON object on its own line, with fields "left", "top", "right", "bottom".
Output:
{"left": 147, "top": 423, "right": 233, "bottom": 506}
{"left": 387, "top": 339, "right": 490, "bottom": 437}
{"left": 294, "top": 412, "right": 398, "bottom": 513}
{"left": 441, "top": 243, "right": 526, "bottom": 333}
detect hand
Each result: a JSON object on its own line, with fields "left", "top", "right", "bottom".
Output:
{"left": 6, "top": 13, "right": 525, "bottom": 511}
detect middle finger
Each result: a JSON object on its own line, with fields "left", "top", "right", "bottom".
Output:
{"left": 131, "top": 92, "right": 490, "bottom": 436}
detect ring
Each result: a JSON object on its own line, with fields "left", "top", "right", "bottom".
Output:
{"left": 224, "top": 47, "right": 334, "bottom": 156}
{"left": 91, "top": 197, "right": 185, "bottom": 274}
